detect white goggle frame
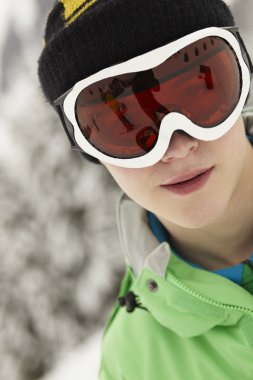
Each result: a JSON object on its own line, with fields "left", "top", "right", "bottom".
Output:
{"left": 58, "top": 27, "right": 251, "bottom": 168}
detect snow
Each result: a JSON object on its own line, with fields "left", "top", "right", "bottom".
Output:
{"left": 42, "top": 330, "right": 103, "bottom": 380}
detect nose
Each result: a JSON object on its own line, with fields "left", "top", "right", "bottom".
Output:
{"left": 161, "top": 130, "right": 199, "bottom": 162}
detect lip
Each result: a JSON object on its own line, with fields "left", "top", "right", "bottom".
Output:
{"left": 162, "top": 167, "right": 213, "bottom": 185}
{"left": 161, "top": 166, "right": 214, "bottom": 196}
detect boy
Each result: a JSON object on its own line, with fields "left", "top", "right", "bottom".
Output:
{"left": 38, "top": 0, "right": 253, "bottom": 378}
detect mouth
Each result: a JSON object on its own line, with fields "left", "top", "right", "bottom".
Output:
{"left": 161, "top": 166, "right": 214, "bottom": 196}
{"left": 164, "top": 167, "right": 214, "bottom": 185}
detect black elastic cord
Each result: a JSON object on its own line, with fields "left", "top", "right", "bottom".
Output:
{"left": 118, "top": 291, "right": 148, "bottom": 313}
{"left": 242, "top": 259, "right": 253, "bottom": 272}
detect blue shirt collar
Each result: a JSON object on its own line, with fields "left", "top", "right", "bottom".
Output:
{"left": 147, "top": 211, "right": 253, "bottom": 285}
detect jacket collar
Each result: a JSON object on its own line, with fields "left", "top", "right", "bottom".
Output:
{"left": 116, "top": 192, "right": 170, "bottom": 278}
{"left": 116, "top": 193, "right": 253, "bottom": 338}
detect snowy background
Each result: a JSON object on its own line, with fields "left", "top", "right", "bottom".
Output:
{"left": 0, "top": 1, "right": 252, "bottom": 380}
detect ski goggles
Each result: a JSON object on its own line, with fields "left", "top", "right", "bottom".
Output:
{"left": 54, "top": 26, "right": 252, "bottom": 168}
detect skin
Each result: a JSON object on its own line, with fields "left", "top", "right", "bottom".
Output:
{"left": 101, "top": 115, "right": 253, "bottom": 270}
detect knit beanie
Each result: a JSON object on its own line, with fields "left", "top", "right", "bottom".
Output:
{"left": 38, "top": 0, "right": 235, "bottom": 163}
{"left": 38, "top": 0, "right": 235, "bottom": 105}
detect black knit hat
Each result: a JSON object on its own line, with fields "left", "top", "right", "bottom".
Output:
{"left": 38, "top": 0, "right": 235, "bottom": 105}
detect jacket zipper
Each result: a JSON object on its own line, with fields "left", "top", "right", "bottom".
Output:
{"left": 166, "top": 271, "right": 253, "bottom": 315}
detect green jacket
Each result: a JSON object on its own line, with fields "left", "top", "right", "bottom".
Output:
{"left": 99, "top": 111, "right": 253, "bottom": 380}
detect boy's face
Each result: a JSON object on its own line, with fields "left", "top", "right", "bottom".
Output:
{"left": 102, "top": 116, "right": 251, "bottom": 229}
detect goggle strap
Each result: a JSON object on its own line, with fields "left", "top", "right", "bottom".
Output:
{"left": 54, "top": 104, "right": 77, "bottom": 149}
{"left": 235, "top": 31, "right": 253, "bottom": 75}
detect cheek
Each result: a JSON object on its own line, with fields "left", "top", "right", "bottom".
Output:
{"left": 104, "top": 164, "right": 164, "bottom": 213}
{"left": 104, "top": 165, "right": 151, "bottom": 201}
{"left": 214, "top": 117, "right": 247, "bottom": 169}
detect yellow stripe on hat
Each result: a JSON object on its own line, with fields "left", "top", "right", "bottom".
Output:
{"left": 60, "top": 0, "right": 98, "bottom": 25}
